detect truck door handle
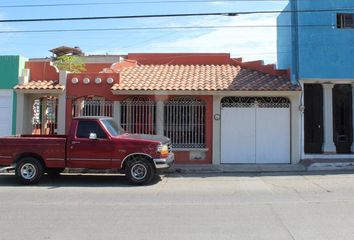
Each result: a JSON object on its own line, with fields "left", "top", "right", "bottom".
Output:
{"left": 71, "top": 141, "right": 81, "bottom": 144}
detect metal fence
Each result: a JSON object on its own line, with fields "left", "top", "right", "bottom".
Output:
{"left": 121, "top": 97, "right": 156, "bottom": 134}
{"left": 164, "top": 97, "right": 206, "bottom": 148}
{"left": 72, "top": 99, "right": 113, "bottom": 117}
{"left": 32, "top": 97, "right": 58, "bottom": 135}
{"left": 221, "top": 97, "right": 290, "bottom": 108}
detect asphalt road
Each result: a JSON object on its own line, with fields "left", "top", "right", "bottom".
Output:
{"left": 1, "top": 172, "right": 354, "bottom": 240}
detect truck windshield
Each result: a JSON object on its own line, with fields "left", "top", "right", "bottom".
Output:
{"left": 101, "top": 119, "right": 125, "bottom": 136}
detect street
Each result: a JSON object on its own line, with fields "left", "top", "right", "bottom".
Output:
{"left": 1, "top": 172, "right": 354, "bottom": 240}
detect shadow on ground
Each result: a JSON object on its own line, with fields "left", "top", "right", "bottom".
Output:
{"left": 0, "top": 173, "right": 163, "bottom": 188}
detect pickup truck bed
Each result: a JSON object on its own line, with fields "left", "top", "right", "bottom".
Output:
{"left": 0, "top": 135, "right": 66, "bottom": 168}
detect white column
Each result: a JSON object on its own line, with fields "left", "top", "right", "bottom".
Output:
{"left": 322, "top": 83, "right": 336, "bottom": 153}
{"left": 57, "top": 93, "right": 66, "bottom": 134}
{"left": 57, "top": 70, "right": 68, "bottom": 134}
{"left": 212, "top": 95, "right": 222, "bottom": 165}
{"left": 156, "top": 100, "right": 164, "bottom": 136}
{"left": 16, "top": 93, "right": 33, "bottom": 135}
{"left": 113, "top": 101, "right": 121, "bottom": 126}
{"left": 352, "top": 84, "right": 354, "bottom": 152}
{"left": 289, "top": 95, "right": 302, "bottom": 164}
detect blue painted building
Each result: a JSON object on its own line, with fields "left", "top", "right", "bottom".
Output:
{"left": 277, "top": 0, "right": 354, "bottom": 159}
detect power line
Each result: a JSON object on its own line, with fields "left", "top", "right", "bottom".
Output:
{"left": 1, "top": 8, "right": 354, "bottom": 23}
{"left": 0, "top": 0, "right": 289, "bottom": 8}
{"left": 0, "top": 24, "right": 335, "bottom": 34}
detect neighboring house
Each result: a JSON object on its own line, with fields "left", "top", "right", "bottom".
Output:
{"left": 277, "top": 0, "right": 354, "bottom": 159}
{"left": 0, "top": 56, "right": 27, "bottom": 136}
{"left": 14, "top": 52, "right": 301, "bottom": 165}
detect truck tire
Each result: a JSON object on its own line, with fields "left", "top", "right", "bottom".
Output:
{"left": 15, "top": 157, "right": 44, "bottom": 185}
{"left": 125, "top": 157, "right": 155, "bottom": 185}
{"left": 47, "top": 168, "right": 65, "bottom": 177}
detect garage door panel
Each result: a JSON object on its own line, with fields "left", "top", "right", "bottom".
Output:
{"left": 256, "top": 108, "right": 290, "bottom": 164}
{"left": 221, "top": 108, "right": 255, "bottom": 164}
{"left": 221, "top": 97, "right": 291, "bottom": 165}
{"left": 0, "top": 92, "right": 13, "bottom": 136}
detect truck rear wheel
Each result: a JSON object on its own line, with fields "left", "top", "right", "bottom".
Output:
{"left": 125, "top": 157, "right": 155, "bottom": 185}
{"left": 15, "top": 157, "right": 44, "bottom": 185}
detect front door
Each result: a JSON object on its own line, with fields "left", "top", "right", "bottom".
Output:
{"left": 333, "top": 84, "right": 352, "bottom": 153}
{"left": 68, "top": 120, "right": 115, "bottom": 168}
{"left": 304, "top": 84, "right": 324, "bottom": 153}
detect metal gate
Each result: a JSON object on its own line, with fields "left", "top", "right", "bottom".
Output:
{"left": 221, "top": 97, "right": 290, "bottom": 164}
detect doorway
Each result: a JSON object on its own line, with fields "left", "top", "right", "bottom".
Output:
{"left": 304, "top": 84, "right": 324, "bottom": 153}
{"left": 333, "top": 84, "right": 352, "bottom": 153}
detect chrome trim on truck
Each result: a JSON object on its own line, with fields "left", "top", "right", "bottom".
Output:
{"left": 153, "top": 153, "right": 175, "bottom": 169}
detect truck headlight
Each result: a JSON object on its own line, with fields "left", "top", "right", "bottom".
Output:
{"left": 157, "top": 144, "right": 169, "bottom": 157}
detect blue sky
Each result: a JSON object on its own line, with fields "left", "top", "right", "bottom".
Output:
{"left": 0, "top": 0, "right": 289, "bottom": 63}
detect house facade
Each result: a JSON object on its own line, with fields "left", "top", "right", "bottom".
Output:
{"left": 12, "top": 52, "right": 301, "bottom": 165}
{"left": 0, "top": 56, "right": 27, "bottom": 136}
{"left": 277, "top": 0, "right": 354, "bottom": 159}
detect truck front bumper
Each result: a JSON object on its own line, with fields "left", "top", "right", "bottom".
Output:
{"left": 153, "top": 153, "right": 175, "bottom": 169}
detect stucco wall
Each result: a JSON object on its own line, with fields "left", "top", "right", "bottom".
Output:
{"left": 277, "top": 0, "right": 354, "bottom": 79}
{"left": 0, "top": 55, "right": 27, "bottom": 134}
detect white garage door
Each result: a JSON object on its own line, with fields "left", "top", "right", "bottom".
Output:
{"left": 221, "top": 97, "right": 290, "bottom": 164}
{"left": 0, "top": 90, "right": 13, "bottom": 136}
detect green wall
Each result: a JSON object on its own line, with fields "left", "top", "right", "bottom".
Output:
{"left": 0, "top": 55, "right": 27, "bottom": 134}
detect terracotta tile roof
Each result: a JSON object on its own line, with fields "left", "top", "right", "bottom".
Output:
{"left": 14, "top": 80, "right": 65, "bottom": 91}
{"left": 111, "top": 65, "right": 300, "bottom": 91}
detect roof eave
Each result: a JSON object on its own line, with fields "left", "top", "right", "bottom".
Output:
{"left": 14, "top": 88, "right": 65, "bottom": 94}
{"left": 111, "top": 89, "right": 301, "bottom": 96}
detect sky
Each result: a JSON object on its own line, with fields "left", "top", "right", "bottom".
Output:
{"left": 0, "top": 0, "right": 289, "bottom": 64}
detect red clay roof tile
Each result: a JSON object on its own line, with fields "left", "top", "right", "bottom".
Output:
{"left": 14, "top": 80, "right": 65, "bottom": 91}
{"left": 111, "top": 64, "right": 300, "bottom": 91}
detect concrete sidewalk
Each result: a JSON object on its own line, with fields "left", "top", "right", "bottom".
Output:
{"left": 166, "top": 163, "right": 307, "bottom": 174}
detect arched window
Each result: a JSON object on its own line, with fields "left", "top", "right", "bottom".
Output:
{"left": 121, "top": 97, "right": 156, "bottom": 134}
{"left": 72, "top": 96, "right": 113, "bottom": 117}
{"left": 164, "top": 97, "right": 206, "bottom": 148}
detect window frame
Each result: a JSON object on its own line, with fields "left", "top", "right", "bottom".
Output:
{"left": 75, "top": 120, "right": 109, "bottom": 139}
{"left": 337, "top": 13, "right": 354, "bottom": 29}
{"left": 164, "top": 96, "right": 206, "bottom": 149}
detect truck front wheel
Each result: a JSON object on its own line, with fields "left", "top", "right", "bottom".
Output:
{"left": 15, "top": 157, "right": 44, "bottom": 185}
{"left": 125, "top": 157, "right": 155, "bottom": 185}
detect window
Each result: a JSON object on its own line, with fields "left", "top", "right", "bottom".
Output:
{"left": 164, "top": 97, "right": 206, "bottom": 149}
{"left": 76, "top": 121, "right": 107, "bottom": 139}
{"left": 101, "top": 119, "right": 125, "bottom": 136}
{"left": 337, "top": 13, "right": 354, "bottom": 29}
{"left": 72, "top": 97, "right": 113, "bottom": 117}
{"left": 121, "top": 97, "right": 156, "bottom": 134}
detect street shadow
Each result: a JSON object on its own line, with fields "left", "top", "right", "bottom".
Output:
{"left": 0, "top": 173, "right": 162, "bottom": 188}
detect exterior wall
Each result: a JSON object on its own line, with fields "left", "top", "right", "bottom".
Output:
{"left": 276, "top": 4, "right": 294, "bottom": 73}
{"left": 65, "top": 72, "right": 213, "bottom": 164}
{"left": 0, "top": 56, "right": 27, "bottom": 134}
{"left": 278, "top": 0, "right": 354, "bottom": 79}
{"left": 65, "top": 73, "right": 214, "bottom": 164}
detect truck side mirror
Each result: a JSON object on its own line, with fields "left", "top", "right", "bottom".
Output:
{"left": 89, "top": 133, "right": 97, "bottom": 140}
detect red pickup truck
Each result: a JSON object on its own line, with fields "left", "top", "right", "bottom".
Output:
{"left": 0, "top": 117, "right": 174, "bottom": 185}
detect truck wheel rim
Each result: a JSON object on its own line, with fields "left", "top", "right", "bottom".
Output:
{"left": 131, "top": 163, "right": 147, "bottom": 180}
{"left": 20, "top": 163, "right": 37, "bottom": 180}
